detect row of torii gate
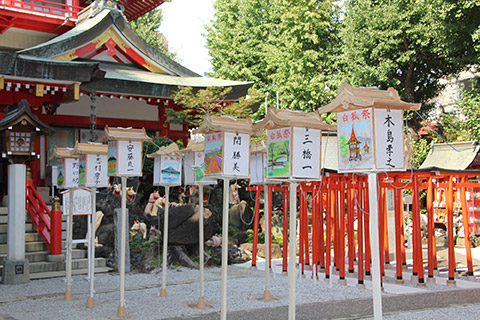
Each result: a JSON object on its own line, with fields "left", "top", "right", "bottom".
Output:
{"left": 248, "top": 169, "right": 477, "bottom": 287}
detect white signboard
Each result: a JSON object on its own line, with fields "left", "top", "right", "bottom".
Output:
{"left": 223, "top": 132, "right": 250, "bottom": 177}
{"left": 153, "top": 155, "right": 182, "bottom": 186}
{"left": 185, "top": 151, "right": 216, "bottom": 185}
{"left": 292, "top": 127, "right": 321, "bottom": 179}
{"left": 374, "top": 108, "right": 405, "bottom": 170}
{"left": 57, "top": 158, "right": 79, "bottom": 189}
{"left": 250, "top": 152, "right": 266, "bottom": 185}
{"left": 117, "top": 140, "right": 143, "bottom": 176}
{"left": 62, "top": 188, "right": 92, "bottom": 215}
{"left": 337, "top": 108, "right": 375, "bottom": 172}
{"left": 79, "top": 154, "right": 109, "bottom": 187}
{"left": 267, "top": 127, "right": 292, "bottom": 178}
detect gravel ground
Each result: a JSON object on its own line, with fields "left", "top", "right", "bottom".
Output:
{"left": 1, "top": 263, "right": 480, "bottom": 320}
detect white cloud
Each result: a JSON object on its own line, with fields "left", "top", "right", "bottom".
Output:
{"left": 159, "top": 0, "right": 214, "bottom": 76}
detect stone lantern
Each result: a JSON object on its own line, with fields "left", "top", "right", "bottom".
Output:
{"left": 0, "top": 100, "right": 53, "bottom": 285}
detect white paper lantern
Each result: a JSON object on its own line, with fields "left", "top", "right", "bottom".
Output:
{"left": 147, "top": 143, "right": 182, "bottom": 186}
{"left": 74, "top": 142, "right": 109, "bottom": 188}
{"left": 51, "top": 147, "right": 79, "bottom": 189}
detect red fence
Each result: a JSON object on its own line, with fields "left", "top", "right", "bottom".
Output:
{"left": 1, "top": 0, "right": 81, "bottom": 20}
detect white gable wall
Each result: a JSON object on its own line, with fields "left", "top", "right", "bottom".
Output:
{"left": 58, "top": 95, "right": 159, "bottom": 121}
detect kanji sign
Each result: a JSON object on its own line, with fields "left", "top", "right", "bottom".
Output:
{"left": 292, "top": 127, "right": 321, "bottom": 178}
{"left": 374, "top": 108, "right": 405, "bottom": 170}
{"left": 57, "top": 158, "right": 79, "bottom": 189}
{"left": 78, "top": 153, "right": 109, "bottom": 187}
{"left": 337, "top": 108, "right": 374, "bottom": 172}
{"left": 223, "top": 132, "right": 250, "bottom": 177}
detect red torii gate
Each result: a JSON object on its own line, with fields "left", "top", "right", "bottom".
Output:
{"left": 249, "top": 168, "right": 477, "bottom": 287}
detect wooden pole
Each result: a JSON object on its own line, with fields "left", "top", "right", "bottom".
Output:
{"left": 64, "top": 188, "right": 74, "bottom": 301}
{"left": 160, "top": 186, "right": 170, "bottom": 297}
{"left": 368, "top": 173, "right": 383, "bottom": 320}
{"left": 220, "top": 178, "right": 230, "bottom": 320}
{"left": 288, "top": 182, "right": 298, "bottom": 320}
{"left": 197, "top": 184, "right": 206, "bottom": 308}
{"left": 86, "top": 188, "right": 97, "bottom": 308}
{"left": 117, "top": 177, "right": 127, "bottom": 317}
{"left": 263, "top": 183, "right": 271, "bottom": 300}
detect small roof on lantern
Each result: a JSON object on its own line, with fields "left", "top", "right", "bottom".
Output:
{"left": 253, "top": 106, "right": 336, "bottom": 131}
{"left": 73, "top": 142, "right": 108, "bottom": 155}
{"left": 250, "top": 143, "right": 266, "bottom": 154}
{"left": 0, "top": 99, "right": 54, "bottom": 134}
{"left": 147, "top": 142, "right": 180, "bottom": 158}
{"left": 101, "top": 126, "right": 152, "bottom": 142}
{"left": 193, "top": 114, "right": 255, "bottom": 135}
{"left": 178, "top": 140, "right": 205, "bottom": 154}
{"left": 50, "top": 147, "right": 78, "bottom": 160}
{"left": 316, "top": 83, "right": 421, "bottom": 114}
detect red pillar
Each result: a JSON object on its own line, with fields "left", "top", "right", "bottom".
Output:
{"left": 282, "top": 185, "right": 289, "bottom": 273}
{"left": 446, "top": 176, "right": 456, "bottom": 283}
{"left": 459, "top": 177, "right": 474, "bottom": 278}
{"left": 50, "top": 197, "right": 62, "bottom": 255}
{"left": 348, "top": 183, "right": 355, "bottom": 274}
{"left": 413, "top": 176, "right": 425, "bottom": 285}
{"left": 427, "top": 177, "right": 435, "bottom": 280}
{"left": 357, "top": 177, "right": 365, "bottom": 286}
{"left": 394, "top": 178, "right": 404, "bottom": 283}
{"left": 251, "top": 185, "right": 261, "bottom": 268}
{"left": 364, "top": 177, "right": 371, "bottom": 278}
{"left": 325, "top": 182, "right": 333, "bottom": 280}
{"left": 379, "top": 186, "right": 385, "bottom": 278}
{"left": 339, "top": 178, "right": 346, "bottom": 282}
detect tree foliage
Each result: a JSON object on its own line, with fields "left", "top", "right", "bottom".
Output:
{"left": 340, "top": 0, "right": 480, "bottom": 129}
{"left": 129, "top": 9, "right": 176, "bottom": 60}
{"left": 206, "top": 0, "right": 341, "bottom": 112}
{"left": 457, "top": 77, "right": 480, "bottom": 142}
{"left": 166, "top": 86, "right": 262, "bottom": 128}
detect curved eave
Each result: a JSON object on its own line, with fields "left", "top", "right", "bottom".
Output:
{"left": 194, "top": 114, "right": 254, "bottom": 135}
{"left": 17, "top": 7, "right": 199, "bottom": 77}
{"left": 317, "top": 83, "right": 421, "bottom": 114}
{"left": 253, "top": 106, "right": 336, "bottom": 132}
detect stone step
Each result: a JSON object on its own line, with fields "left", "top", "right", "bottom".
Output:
{"left": 29, "top": 266, "right": 112, "bottom": 280}
{"left": 0, "top": 221, "right": 68, "bottom": 234}
{"left": 0, "top": 241, "right": 48, "bottom": 255}
{"left": 0, "top": 207, "right": 7, "bottom": 215}
{"left": 0, "top": 215, "right": 7, "bottom": 224}
{"left": 0, "top": 230, "right": 68, "bottom": 244}
{"left": 0, "top": 257, "right": 107, "bottom": 275}
{"left": 0, "top": 248, "right": 87, "bottom": 265}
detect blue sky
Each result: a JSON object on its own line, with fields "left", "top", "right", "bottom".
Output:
{"left": 159, "top": 0, "right": 214, "bottom": 76}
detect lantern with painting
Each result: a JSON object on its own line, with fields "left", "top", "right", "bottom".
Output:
{"left": 51, "top": 147, "right": 79, "bottom": 189}
{"left": 73, "top": 142, "right": 109, "bottom": 188}
{"left": 249, "top": 143, "right": 267, "bottom": 185}
{"left": 316, "top": 83, "right": 421, "bottom": 173}
{"left": 253, "top": 106, "right": 336, "bottom": 180}
{"left": 101, "top": 126, "right": 151, "bottom": 176}
{"left": 180, "top": 139, "right": 216, "bottom": 185}
{"left": 194, "top": 114, "right": 254, "bottom": 179}
{"left": 147, "top": 142, "right": 182, "bottom": 186}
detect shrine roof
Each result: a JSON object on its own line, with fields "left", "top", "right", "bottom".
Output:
{"left": 73, "top": 142, "right": 108, "bottom": 155}
{"left": 317, "top": 83, "right": 421, "bottom": 114}
{"left": 50, "top": 147, "right": 78, "bottom": 159}
{"left": 101, "top": 126, "right": 152, "bottom": 142}
{"left": 18, "top": 7, "right": 198, "bottom": 77}
{"left": 80, "top": 62, "right": 252, "bottom": 100}
{"left": 252, "top": 106, "right": 336, "bottom": 132}
{"left": 0, "top": 99, "right": 54, "bottom": 134}
{"left": 193, "top": 114, "right": 254, "bottom": 135}
{"left": 419, "top": 141, "right": 480, "bottom": 171}
{"left": 147, "top": 142, "right": 180, "bottom": 158}
{"left": 0, "top": 52, "right": 101, "bottom": 83}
